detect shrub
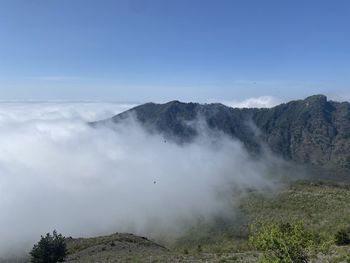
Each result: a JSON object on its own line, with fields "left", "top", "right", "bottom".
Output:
{"left": 30, "top": 230, "right": 67, "bottom": 263}
{"left": 249, "top": 221, "right": 312, "bottom": 263}
{"left": 335, "top": 228, "right": 350, "bottom": 246}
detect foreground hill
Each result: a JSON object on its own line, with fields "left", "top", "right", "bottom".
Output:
{"left": 65, "top": 233, "right": 167, "bottom": 262}
{"left": 64, "top": 232, "right": 257, "bottom": 262}
{"left": 94, "top": 95, "right": 350, "bottom": 169}
{"left": 32, "top": 181, "right": 350, "bottom": 263}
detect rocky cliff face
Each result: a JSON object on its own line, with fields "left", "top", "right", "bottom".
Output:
{"left": 96, "top": 95, "right": 350, "bottom": 169}
{"left": 252, "top": 95, "right": 350, "bottom": 168}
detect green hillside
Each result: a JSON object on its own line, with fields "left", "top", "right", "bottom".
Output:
{"left": 59, "top": 179, "right": 350, "bottom": 262}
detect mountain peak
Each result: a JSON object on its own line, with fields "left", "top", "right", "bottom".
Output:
{"left": 304, "top": 94, "right": 327, "bottom": 104}
{"left": 165, "top": 100, "right": 182, "bottom": 105}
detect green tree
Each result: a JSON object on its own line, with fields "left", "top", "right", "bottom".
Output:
{"left": 335, "top": 228, "right": 350, "bottom": 246}
{"left": 30, "top": 230, "right": 67, "bottom": 263}
{"left": 249, "top": 221, "right": 313, "bottom": 263}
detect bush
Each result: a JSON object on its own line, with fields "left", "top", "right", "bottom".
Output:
{"left": 335, "top": 228, "right": 350, "bottom": 246}
{"left": 30, "top": 230, "right": 67, "bottom": 263}
{"left": 249, "top": 221, "right": 313, "bottom": 263}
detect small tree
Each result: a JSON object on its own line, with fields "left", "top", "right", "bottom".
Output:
{"left": 335, "top": 228, "right": 350, "bottom": 246}
{"left": 249, "top": 221, "right": 312, "bottom": 263}
{"left": 30, "top": 230, "right": 67, "bottom": 263}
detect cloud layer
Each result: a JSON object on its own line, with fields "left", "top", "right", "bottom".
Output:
{"left": 0, "top": 102, "right": 281, "bottom": 257}
{"left": 220, "top": 96, "right": 281, "bottom": 108}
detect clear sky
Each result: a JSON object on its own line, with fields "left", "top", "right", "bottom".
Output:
{"left": 0, "top": 0, "right": 349, "bottom": 102}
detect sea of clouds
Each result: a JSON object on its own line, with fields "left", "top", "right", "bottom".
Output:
{"left": 0, "top": 101, "right": 283, "bottom": 257}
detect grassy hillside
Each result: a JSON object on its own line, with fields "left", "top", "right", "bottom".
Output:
{"left": 7, "top": 179, "right": 350, "bottom": 263}
{"left": 241, "top": 180, "right": 350, "bottom": 237}
{"left": 65, "top": 233, "right": 167, "bottom": 262}
{"left": 170, "top": 179, "right": 350, "bottom": 262}
{"left": 63, "top": 179, "right": 350, "bottom": 262}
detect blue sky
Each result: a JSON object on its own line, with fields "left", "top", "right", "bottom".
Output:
{"left": 0, "top": 0, "right": 349, "bottom": 102}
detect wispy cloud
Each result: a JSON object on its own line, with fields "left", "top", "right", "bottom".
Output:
{"left": 231, "top": 79, "right": 321, "bottom": 86}
{"left": 218, "top": 96, "right": 282, "bottom": 108}
{"left": 33, "top": 76, "right": 82, "bottom": 81}
{"left": 326, "top": 92, "right": 350, "bottom": 102}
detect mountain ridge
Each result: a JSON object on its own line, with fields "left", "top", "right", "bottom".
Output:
{"left": 93, "top": 95, "right": 350, "bottom": 169}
